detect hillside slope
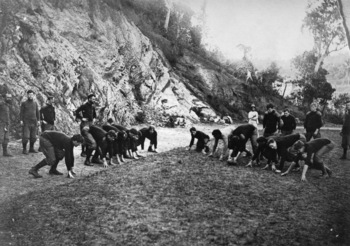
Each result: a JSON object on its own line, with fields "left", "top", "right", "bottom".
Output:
{"left": 0, "top": 0, "right": 291, "bottom": 134}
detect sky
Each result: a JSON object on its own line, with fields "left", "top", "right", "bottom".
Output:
{"left": 179, "top": 0, "right": 315, "bottom": 62}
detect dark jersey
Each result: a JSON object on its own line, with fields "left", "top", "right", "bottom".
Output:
{"left": 303, "top": 138, "right": 331, "bottom": 165}
{"left": 304, "top": 111, "right": 323, "bottom": 132}
{"left": 189, "top": 131, "right": 209, "bottom": 147}
{"left": 342, "top": 112, "right": 350, "bottom": 135}
{"left": 139, "top": 127, "right": 158, "bottom": 149}
{"left": 20, "top": 100, "right": 40, "bottom": 122}
{"left": 263, "top": 110, "right": 281, "bottom": 134}
{"left": 40, "top": 104, "right": 56, "bottom": 125}
{"left": 75, "top": 102, "right": 96, "bottom": 121}
{"left": 280, "top": 114, "right": 296, "bottom": 131}
{"left": 41, "top": 131, "right": 75, "bottom": 167}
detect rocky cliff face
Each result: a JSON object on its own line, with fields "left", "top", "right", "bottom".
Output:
{"left": 0, "top": 0, "right": 220, "bottom": 135}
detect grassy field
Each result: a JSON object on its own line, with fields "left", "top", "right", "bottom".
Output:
{"left": 0, "top": 127, "right": 350, "bottom": 245}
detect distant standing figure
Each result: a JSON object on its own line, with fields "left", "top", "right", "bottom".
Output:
{"left": 248, "top": 104, "right": 259, "bottom": 136}
{"left": 280, "top": 108, "right": 296, "bottom": 136}
{"left": 340, "top": 101, "right": 350, "bottom": 160}
{"left": 20, "top": 90, "right": 40, "bottom": 154}
{"left": 263, "top": 103, "right": 281, "bottom": 137}
{"left": 0, "top": 93, "right": 13, "bottom": 157}
{"left": 40, "top": 96, "right": 56, "bottom": 132}
{"left": 304, "top": 102, "right": 323, "bottom": 141}
{"left": 75, "top": 93, "right": 97, "bottom": 157}
{"left": 246, "top": 69, "right": 253, "bottom": 82}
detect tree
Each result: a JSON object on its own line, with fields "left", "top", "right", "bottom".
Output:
{"left": 163, "top": 0, "right": 172, "bottom": 32}
{"left": 337, "top": 0, "right": 350, "bottom": 49}
{"left": 303, "top": 0, "right": 347, "bottom": 73}
{"left": 292, "top": 50, "right": 336, "bottom": 111}
{"left": 292, "top": 50, "right": 318, "bottom": 79}
{"left": 333, "top": 93, "right": 350, "bottom": 115}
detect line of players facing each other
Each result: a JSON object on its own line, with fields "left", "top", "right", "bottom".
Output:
{"left": 28, "top": 121, "right": 158, "bottom": 179}
{"left": 187, "top": 124, "right": 334, "bottom": 182}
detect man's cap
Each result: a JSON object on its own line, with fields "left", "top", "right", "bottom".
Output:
{"left": 107, "top": 118, "right": 114, "bottom": 124}
{"left": 190, "top": 127, "right": 196, "bottom": 132}
{"left": 27, "top": 89, "right": 35, "bottom": 94}
{"left": 87, "top": 93, "right": 96, "bottom": 99}
{"left": 251, "top": 104, "right": 256, "bottom": 108}
{"left": 47, "top": 95, "right": 54, "bottom": 100}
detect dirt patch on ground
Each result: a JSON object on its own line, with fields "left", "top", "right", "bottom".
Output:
{"left": 0, "top": 125, "right": 349, "bottom": 245}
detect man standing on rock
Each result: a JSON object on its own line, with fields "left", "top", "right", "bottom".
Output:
{"left": 340, "top": 101, "right": 350, "bottom": 160}
{"left": 20, "top": 90, "right": 40, "bottom": 154}
{"left": 75, "top": 93, "right": 97, "bottom": 157}
{"left": 0, "top": 93, "right": 13, "bottom": 157}
{"left": 29, "top": 132, "right": 84, "bottom": 179}
{"left": 39, "top": 95, "right": 56, "bottom": 132}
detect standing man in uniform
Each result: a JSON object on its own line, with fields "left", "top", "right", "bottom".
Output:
{"left": 0, "top": 93, "right": 13, "bottom": 157}
{"left": 263, "top": 103, "right": 282, "bottom": 137}
{"left": 304, "top": 102, "right": 323, "bottom": 141}
{"left": 75, "top": 93, "right": 97, "bottom": 157}
{"left": 280, "top": 108, "right": 296, "bottom": 136}
{"left": 39, "top": 95, "right": 56, "bottom": 132}
{"left": 340, "top": 101, "right": 350, "bottom": 160}
{"left": 20, "top": 90, "right": 40, "bottom": 154}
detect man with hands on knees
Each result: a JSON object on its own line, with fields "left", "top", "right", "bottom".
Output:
{"left": 187, "top": 127, "right": 210, "bottom": 154}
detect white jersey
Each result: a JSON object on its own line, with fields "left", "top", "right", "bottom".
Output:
{"left": 248, "top": 111, "right": 259, "bottom": 127}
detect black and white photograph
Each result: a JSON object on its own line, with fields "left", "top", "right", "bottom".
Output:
{"left": 0, "top": 0, "right": 350, "bottom": 245}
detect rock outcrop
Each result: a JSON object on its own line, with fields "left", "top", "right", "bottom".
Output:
{"left": 0, "top": 0, "right": 218, "bottom": 134}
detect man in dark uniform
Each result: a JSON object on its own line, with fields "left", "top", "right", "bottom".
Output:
{"left": 227, "top": 124, "right": 258, "bottom": 164}
{"left": 263, "top": 103, "right": 281, "bottom": 137}
{"left": 188, "top": 127, "right": 210, "bottom": 153}
{"left": 0, "top": 93, "right": 13, "bottom": 157}
{"left": 340, "top": 101, "right": 350, "bottom": 160}
{"left": 139, "top": 126, "right": 158, "bottom": 153}
{"left": 287, "top": 138, "right": 334, "bottom": 181}
{"left": 75, "top": 93, "right": 97, "bottom": 157}
{"left": 113, "top": 124, "right": 142, "bottom": 159}
{"left": 280, "top": 108, "right": 296, "bottom": 136}
{"left": 246, "top": 136, "right": 279, "bottom": 169}
{"left": 28, "top": 132, "right": 84, "bottom": 178}
{"left": 259, "top": 133, "right": 306, "bottom": 172}
{"left": 20, "top": 90, "right": 40, "bottom": 154}
{"left": 304, "top": 102, "right": 323, "bottom": 141}
{"left": 102, "top": 120, "right": 128, "bottom": 164}
{"left": 39, "top": 96, "right": 56, "bottom": 132}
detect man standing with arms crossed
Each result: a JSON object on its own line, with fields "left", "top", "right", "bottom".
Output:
{"left": 0, "top": 93, "right": 13, "bottom": 157}
{"left": 20, "top": 90, "right": 40, "bottom": 154}
{"left": 75, "top": 93, "right": 97, "bottom": 157}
